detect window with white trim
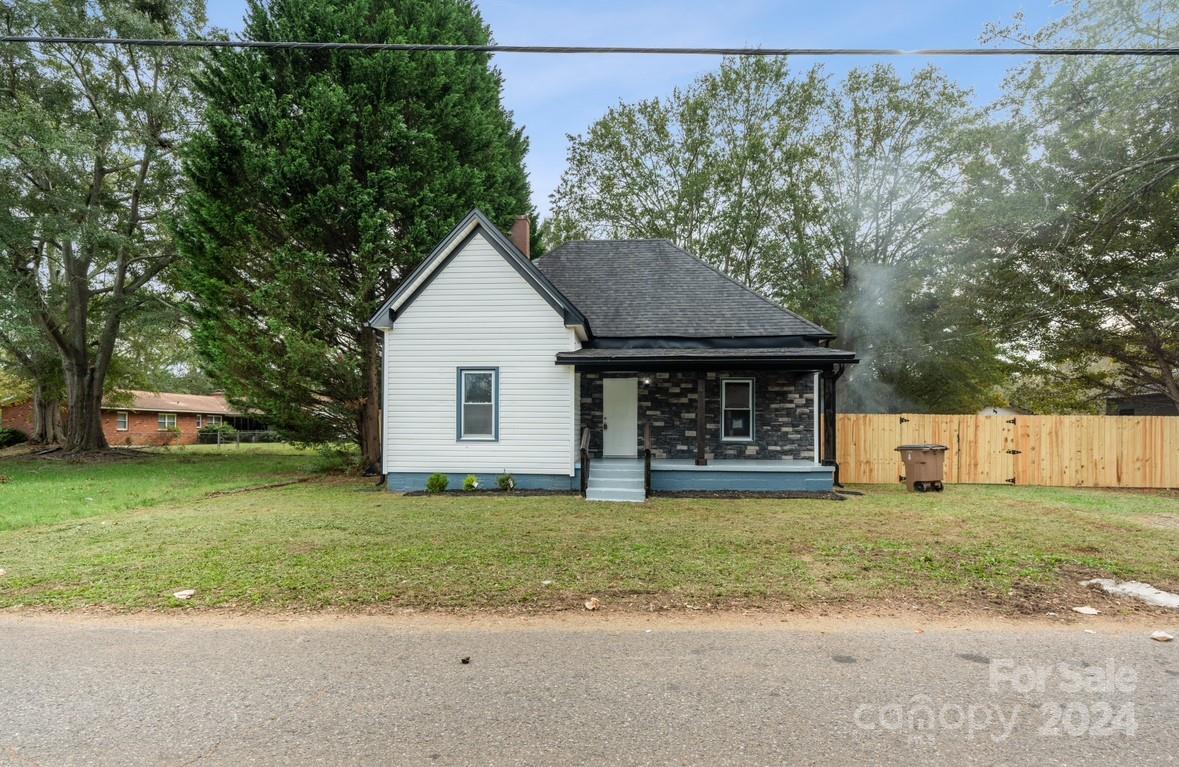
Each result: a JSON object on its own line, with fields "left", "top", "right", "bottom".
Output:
{"left": 458, "top": 368, "right": 497, "bottom": 440}
{"left": 721, "top": 379, "right": 754, "bottom": 441}
{"left": 158, "top": 412, "right": 177, "bottom": 430}
{"left": 116, "top": 411, "right": 128, "bottom": 431}
{"left": 204, "top": 414, "right": 222, "bottom": 427}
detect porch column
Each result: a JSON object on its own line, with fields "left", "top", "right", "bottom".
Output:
{"left": 821, "top": 366, "right": 845, "bottom": 485}
{"left": 695, "top": 375, "right": 707, "bottom": 466}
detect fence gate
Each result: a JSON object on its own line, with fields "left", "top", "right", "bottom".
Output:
{"left": 900, "top": 415, "right": 1016, "bottom": 484}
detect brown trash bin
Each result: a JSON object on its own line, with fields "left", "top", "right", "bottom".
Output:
{"left": 895, "top": 444, "right": 948, "bottom": 492}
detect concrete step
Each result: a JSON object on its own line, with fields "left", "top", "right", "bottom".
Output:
{"left": 591, "top": 472, "right": 644, "bottom": 482}
{"left": 588, "top": 476, "right": 644, "bottom": 490}
{"left": 593, "top": 462, "right": 644, "bottom": 474}
{"left": 586, "top": 486, "right": 647, "bottom": 503}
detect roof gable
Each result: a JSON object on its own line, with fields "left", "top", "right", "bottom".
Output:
{"left": 368, "top": 210, "right": 587, "bottom": 333}
{"left": 534, "top": 240, "right": 833, "bottom": 339}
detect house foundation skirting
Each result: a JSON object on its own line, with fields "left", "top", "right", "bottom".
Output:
{"left": 387, "top": 464, "right": 834, "bottom": 493}
{"left": 651, "top": 467, "right": 833, "bottom": 492}
{"left": 386, "top": 471, "right": 579, "bottom": 492}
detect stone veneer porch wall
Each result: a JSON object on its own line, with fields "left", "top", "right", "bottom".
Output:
{"left": 578, "top": 370, "right": 816, "bottom": 461}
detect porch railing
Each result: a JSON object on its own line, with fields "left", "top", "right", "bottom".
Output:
{"left": 643, "top": 421, "right": 652, "bottom": 495}
{"left": 579, "top": 426, "right": 591, "bottom": 497}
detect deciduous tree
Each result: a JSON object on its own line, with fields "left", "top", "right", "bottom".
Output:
{"left": 965, "top": 0, "right": 1179, "bottom": 413}
{"left": 0, "top": 0, "right": 203, "bottom": 450}
{"left": 548, "top": 58, "right": 1005, "bottom": 412}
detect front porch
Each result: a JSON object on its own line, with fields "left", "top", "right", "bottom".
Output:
{"left": 568, "top": 361, "right": 848, "bottom": 501}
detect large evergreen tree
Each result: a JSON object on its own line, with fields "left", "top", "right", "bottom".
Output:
{"left": 179, "top": 0, "right": 531, "bottom": 468}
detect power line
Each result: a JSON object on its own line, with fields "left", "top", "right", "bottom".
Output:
{"left": 4, "top": 36, "right": 1179, "bottom": 56}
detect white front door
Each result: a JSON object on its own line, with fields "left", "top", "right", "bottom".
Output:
{"left": 602, "top": 377, "right": 638, "bottom": 457}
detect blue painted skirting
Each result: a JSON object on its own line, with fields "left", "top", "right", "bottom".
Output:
{"left": 387, "top": 471, "right": 578, "bottom": 492}
{"left": 651, "top": 468, "right": 833, "bottom": 492}
{"left": 387, "top": 466, "right": 830, "bottom": 493}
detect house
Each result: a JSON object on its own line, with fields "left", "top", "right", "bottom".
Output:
{"left": 102, "top": 391, "right": 266, "bottom": 445}
{"left": 1106, "top": 392, "right": 1177, "bottom": 416}
{"left": 369, "top": 210, "right": 857, "bottom": 501}
{"left": 0, "top": 395, "right": 36, "bottom": 436}
{"left": 977, "top": 405, "right": 1032, "bottom": 417}
{"left": 0, "top": 390, "right": 264, "bottom": 446}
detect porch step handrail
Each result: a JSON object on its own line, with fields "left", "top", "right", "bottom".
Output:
{"left": 579, "top": 426, "right": 591, "bottom": 497}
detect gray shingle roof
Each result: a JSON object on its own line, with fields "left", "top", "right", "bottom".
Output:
{"left": 534, "top": 240, "right": 832, "bottom": 339}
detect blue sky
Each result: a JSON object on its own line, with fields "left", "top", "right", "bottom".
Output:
{"left": 204, "top": 0, "right": 1068, "bottom": 216}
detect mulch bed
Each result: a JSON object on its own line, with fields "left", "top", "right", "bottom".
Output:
{"left": 401, "top": 489, "right": 579, "bottom": 497}
{"left": 402, "top": 489, "right": 852, "bottom": 500}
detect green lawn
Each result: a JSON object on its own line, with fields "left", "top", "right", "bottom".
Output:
{"left": 0, "top": 449, "right": 1177, "bottom": 612}
{"left": 0, "top": 444, "right": 323, "bottom": 530}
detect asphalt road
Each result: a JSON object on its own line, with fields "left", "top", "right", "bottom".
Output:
{"left": 0, "top": 614, "right": 1176, "bottom": 766}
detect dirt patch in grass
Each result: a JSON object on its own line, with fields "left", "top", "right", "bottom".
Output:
{"left": 0, "top": 444, "right": 39, "bottom": 458}
{"left": 1136, "top": 514, "right": 1179, "bottom": 531}
{"left": 1094, "top": 487, "right": 1179, "bottom": 499}
{"left": 207, "top": 477, "right": 315, "bottom": 497}
{"left": 652, "top": 490, "right": 845, "bottom": 501}
{"left": 21, "top": 447, "right": 151, "bottom": 463}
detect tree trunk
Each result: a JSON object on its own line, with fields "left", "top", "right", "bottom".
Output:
{"left": 62, "top": 358, "right": 108, "bottom": 452}
{"left": 359, "top": 329, "right": 382, "bottom": 474}
{"left": 30, "top": 384, "right": 64, "bottom": 445}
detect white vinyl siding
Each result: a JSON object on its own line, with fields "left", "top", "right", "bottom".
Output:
{"left": 384, "top": 231, "right": 578, "bottom": 476}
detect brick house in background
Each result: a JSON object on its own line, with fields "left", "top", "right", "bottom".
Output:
{"left": 1, "top": 390, "right": 265, "bottom": 446}
{"left": 0, "top": 396, "right": 36, "bottom": 437}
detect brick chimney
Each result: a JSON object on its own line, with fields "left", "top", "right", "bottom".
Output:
{"left": 509, "top": 215, "right": 530, "bottom": 258}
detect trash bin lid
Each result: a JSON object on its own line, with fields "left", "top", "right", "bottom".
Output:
{"left": 895, "top": 444, "right": 949, "bottom": 452}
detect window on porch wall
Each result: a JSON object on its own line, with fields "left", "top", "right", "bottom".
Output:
{"left": 721, "top": 379, "right": 754, "bottom": 441}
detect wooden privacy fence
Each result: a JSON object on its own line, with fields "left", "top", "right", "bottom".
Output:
{"left": 835, "top": 414, "right": 1179, "bottom": 488}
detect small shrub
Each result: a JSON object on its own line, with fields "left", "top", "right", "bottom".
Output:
{"left": 426, "top": 473, "right": 449, "bottom": 493}
{"left": 463, "top": 474, "right": 479, "bottom": 491}
{"left": 312, "top": 443, "right": 361, "bottom": 474}
{"left": 497, "top": 473, "right": 516, "bottom": 491}
{"left": 157, "top": 425, "right": 182, "bottom": 447}
{"left": 198, "top": 423, "right": 237, "bottom": 437}
{"left": 0, "top": 428, "right": 28, "bottom": 448}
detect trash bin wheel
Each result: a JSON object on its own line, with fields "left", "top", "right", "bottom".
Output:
{"left": 933, "top": 481, "right": 944, "bottom": 492}
{"left": 914, "top": 482, "right": 927, "bottom": 493}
